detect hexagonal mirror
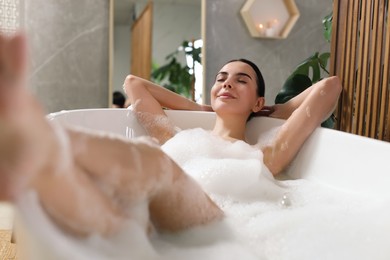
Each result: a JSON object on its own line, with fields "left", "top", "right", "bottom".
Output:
{"left": 240, "top": 0, "right": 300, "bottom": 39}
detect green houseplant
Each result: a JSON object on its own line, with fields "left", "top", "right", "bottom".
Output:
{"left": 275, "top": 12, "right": 334, "bottom": 128}
{"left": 151, "top": 40, "right": 201, "bottom": 100}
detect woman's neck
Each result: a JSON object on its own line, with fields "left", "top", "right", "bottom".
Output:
{"left": 212, "top": 115, "right": 247, "bottom": 142}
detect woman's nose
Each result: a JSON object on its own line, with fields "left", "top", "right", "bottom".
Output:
{"left": 223, "top": 81, "right": 232, "bottom": 89}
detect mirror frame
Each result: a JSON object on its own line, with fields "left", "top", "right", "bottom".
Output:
{"left": 108, "top": 0, "right": 114, "bottom": 107}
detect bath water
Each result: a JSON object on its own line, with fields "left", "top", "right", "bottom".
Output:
{"left": 16, "top": 127, "right": 390, "bottom": 259}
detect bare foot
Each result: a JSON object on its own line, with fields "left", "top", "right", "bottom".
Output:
{"left": 0, "top": 34, "right": 126, "bottom": 236}
{"left": 0, "top": 33, "right": 60, "bottom": 201}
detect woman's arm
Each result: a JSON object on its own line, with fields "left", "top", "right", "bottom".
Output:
{"left": 123, "top": 75, "right": 211, "bottom": 144}
{"left": 123, "top": 75, "right": 207, "bottom": 115}
{"left": 262, "top": 76, "right": 342, "bottom": 175}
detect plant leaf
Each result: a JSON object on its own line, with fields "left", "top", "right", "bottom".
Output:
{"left": 291, "top": 53, "right": 322, "bottom": 83}
{"left": 275, "top": 74, "right": 313, "bottom": 104}
{"left": 192, "top": 48, "right": 202, "bottom": 64}
{"left": 321, "top": 116, "right": 335, "bottom": 128}
{"left": 319, "top": 52, "right": 330, "bottom": 74}
{"left": 322, "top": 12, "right": 333, "bottom": 43}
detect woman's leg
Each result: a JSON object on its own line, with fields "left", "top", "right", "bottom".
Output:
{"left": 67, "top": 128, "right": 224, "bottom": 232}
{"left": 0, "top": 33, "right": 127, "bottom": 236}
{"left": 0, "top": 33, "right": 223, "bottom": 236}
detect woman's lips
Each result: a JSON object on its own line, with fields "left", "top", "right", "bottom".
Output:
{"left": 218, "top": 92, "right": 236, "bottom": 99}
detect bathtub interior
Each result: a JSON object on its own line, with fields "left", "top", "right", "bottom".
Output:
{"left": 49, "top": 108, "right": 390, "bottom": 198}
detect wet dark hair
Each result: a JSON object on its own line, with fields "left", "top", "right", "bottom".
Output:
{"left": 225, "top": 58, "right": 265, "bottom": 97}
{"left": 113, "top": 91, "right": 126, "bottom": 108}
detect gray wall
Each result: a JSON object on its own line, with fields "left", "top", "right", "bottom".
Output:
{"left": 19, "top": 0, "right": 331, "bottom": 111}
{"left": 114, "top": 25, "right": 131, "bottom": 92}
{"left": 24, "top": 0, "right": 110, "bottom": 113}
{"left": 204, "top": 0, "right": 332, "bottom": 104}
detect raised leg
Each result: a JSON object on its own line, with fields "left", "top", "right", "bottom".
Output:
{"left": 0, "top": 33, "right": 126, "bottom": 236}
{"left": 0, "top": 33, "right": 223, "bottom": 237}
{"left": 67, "top": 128, "right": 224, "bottom": 232}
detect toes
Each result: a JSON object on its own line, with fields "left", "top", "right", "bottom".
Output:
{"left": 0, "top": 34, "right": 27, "bottom": 83}
{"left": 0, "top": 34, "right": 6, "bottom": 78}
{"left": 7, "top": 34, "right": 27, "bottom": 80}
{"left": 0, "top": 33, "right": 28, "bottom": 111}
{"left": 0, "top": 33, "right": 27, "bottom": 83}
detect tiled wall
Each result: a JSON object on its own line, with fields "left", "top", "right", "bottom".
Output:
{"left": 24, "top": 0, "right": 110, "bottom": 113}
{"left": 0, "top": 0, "right": 20, "bottom": 34}
{"left": 0, "top": 1, "right": 109, "bottom": 112}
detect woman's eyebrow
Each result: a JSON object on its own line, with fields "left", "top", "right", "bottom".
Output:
{"left": 216, "top": 71, "right": 252, "bottom": 80}
{"left": 236, "top": 72, "right": 252, "bottom": 80}
{"left": 216, "top": 71, "right": 228, "bottom": 78}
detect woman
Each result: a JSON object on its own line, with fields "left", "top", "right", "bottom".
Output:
{"left": 123, "top": 58, "right": 341, "bottom": 175}
{"left": 0, "top": 34, "right": 341, "bottom": 238}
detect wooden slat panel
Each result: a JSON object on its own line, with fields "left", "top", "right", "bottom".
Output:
{"left": 331, "top": 0, "right": 390, "bottom": 142}
{"left": 343, "top": 0, "right": 359, "bottom": 132}
{"left": 331, "top": 0, "right": 347, "bottom": 129}
{"left": 339, "top": 0, "right": 352, "bottom": 131}
{"left": 330, "top": 0, "right": 339, "bottom": 127}
{"left": 379, "top": 0, "right": 390, "bottom": 140}
{"left": 339, "top": 0, "right": 350, "bottom": 130}
{"left": 381, "top": 1, "right": 390, "bottom": 141}
{"left": 353, "top": 0, "right": 367, "bottom": 135}
{"left": 366, "top": 0, "right": 380, "bottom": 138}
{"left": 370, "top": 0, "right": 385, "bottom": 138}
{"left": 330, "top": 0, "right": 340, "bottom": 76}
{"left": 131, "top": 2, "right": 153, "bottom": 80}
{"left": 356, "top": 0, "right": 372, "bottom": 136}
{"left": 350, "top": 0, "right": 360, "bottom": 133}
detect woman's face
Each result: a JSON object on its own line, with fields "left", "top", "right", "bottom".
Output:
{"left": 211, "top": 61, "right": 264, "bottom": 118}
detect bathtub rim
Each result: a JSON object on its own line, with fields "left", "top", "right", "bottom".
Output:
{"left": 48, "top": 108, "right": 390, "bottom": 198}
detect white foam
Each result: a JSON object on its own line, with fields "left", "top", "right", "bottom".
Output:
{"left": 162, "top": 128, "right": 390, "bottom": 259}
{"left": 16, "top": 128, "right": 390, "bottom": 259}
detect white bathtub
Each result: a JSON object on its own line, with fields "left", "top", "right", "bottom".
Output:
{"left": 15, "top": 108, "right": 390, "bottom": 259}
{"left": 48, "top": 108, "right": 390, "bottom": 198}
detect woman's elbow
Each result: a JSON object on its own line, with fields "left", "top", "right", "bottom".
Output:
{"left": 323, "top": 76, "right": 342, "bottom": 97}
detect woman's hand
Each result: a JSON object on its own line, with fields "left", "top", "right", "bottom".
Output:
{"left": 253, "top": 104, "right": 295, "bottom": 119}
{"left": 124, "top": 75, "right": 202, "bottom": 112}
{"left": 267, "top": 103, "right": 295, "bottom": 120}
{"left": 254, "top": 105, "right": 275, "bottom": 117}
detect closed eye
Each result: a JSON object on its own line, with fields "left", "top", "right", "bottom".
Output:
{"left": 215, "top": 71, "right": 228, "bottom": 83}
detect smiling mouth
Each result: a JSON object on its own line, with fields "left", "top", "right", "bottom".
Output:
{"left": 218, "top": 93, "right": 236, "bottom": 99}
